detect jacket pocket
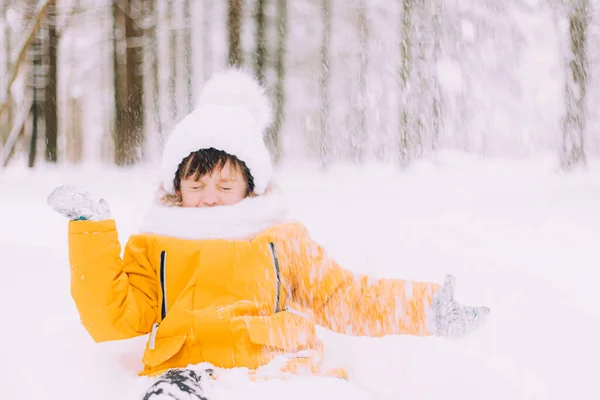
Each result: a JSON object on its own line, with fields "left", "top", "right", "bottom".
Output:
{"left": 142, "top": 331, "right": 187, "bottom": 368}
{"left": 244, "top": 309, "right": 316, "bottom": 351}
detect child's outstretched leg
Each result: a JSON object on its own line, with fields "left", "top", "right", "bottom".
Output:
{"left": 142, "top": 368, "right": 214, "bottom": 400}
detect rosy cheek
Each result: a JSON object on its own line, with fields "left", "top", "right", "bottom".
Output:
{"left": 181, "top": 191, "right": 198, "bottom": 206}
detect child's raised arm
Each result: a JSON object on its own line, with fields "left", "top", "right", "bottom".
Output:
{"left": 50, "top": 185, "right": 159, "bottom": 342}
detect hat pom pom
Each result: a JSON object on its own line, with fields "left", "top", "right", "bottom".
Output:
{"left": 196, "top": 68, "right": 273, "bottom": 134}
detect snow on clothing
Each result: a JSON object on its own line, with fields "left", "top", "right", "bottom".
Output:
{"left": 67, "top": 194, "right": 440, "bottom": 378}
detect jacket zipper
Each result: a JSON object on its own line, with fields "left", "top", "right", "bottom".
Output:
{"left": 149, "top": 323, "right": 159, "bottom": 350}
{"left": 160, "top": 250, "right": 167, "bottom": 319}
{"left": 268, "top": 242, "right": 281, "bottom": 313}
{"left": 150, "top": 251, "right": 167, "bottom": 351}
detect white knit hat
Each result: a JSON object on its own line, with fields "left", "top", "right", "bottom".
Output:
{"left": 160, "top": 69, "right": 274, "bottom": 195}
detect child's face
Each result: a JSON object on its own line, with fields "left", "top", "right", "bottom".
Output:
{"left": 179, "top": 161, "right": 248, "bottom": 207}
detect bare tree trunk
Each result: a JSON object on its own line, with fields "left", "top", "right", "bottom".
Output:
{"left": 203, "top": 0, "right": 212, "bottom": 80}
{"left": 317, "top": 0, "right": 332, "bottom": 167}
{"left": 145, "top": 0, "right": 161, "bottom": 139}
{"left": 561, "top": 0, "right": 589, "bottom": 169}
{"left": 1, "top": 0, "right": 12, "bottom": 147}
{"left": 67, "top": 96, "right": 83, "bottom": 163}
{"left": 113, "top": 0, "right": 144, "bottom": 165}
{"left": 399, "top": 0, "right": 413, "bottom": 166}
{"left": 268, "top": 0, "right": 286, "bottom": 163}
{"left": 352, "top": 1, "right": 368, "bottom": 163}
{"left": 168, "top": 0, "right": 177, "bottom": 121}
{"left": 183, "top": 0, "right": 193, "bottom": 113}
{"left": 44, "top": 3, "right": 57, "bottom": 162}
{"left": 411, "top": 0, "right": 426, "bottom": 157}
{"left": 228, "top": 0, "right": 243, "bottom": 67}
{"left": 28, "top": 39, "right": 41, "bottom": 169}
{"left": 431, "top": 3, "right": 442, "bottom": 150}
{"left": 125, "top": 0, "right": 144, "bottom": 160}
{"left": 65, "top": 14, "right": 80, "bottom": 163}
{"left": 113, "top": 1, "right": 127, "bottom": 164}
{"left": 27, "top": 0, "right": 44, "bottom": 168}
{"left": 254, "top": 0, "right": 266, "bottom": 83}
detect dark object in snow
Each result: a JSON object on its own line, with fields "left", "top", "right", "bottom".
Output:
{"left": 142, "top": 368, "right": 214, "bottom": 400}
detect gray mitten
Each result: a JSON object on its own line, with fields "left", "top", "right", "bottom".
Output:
{"left": 428, "top": 275, "right": 490, "bottom": 338}
{"left": 47, "top": 185, "right": 112, "bottom": 221}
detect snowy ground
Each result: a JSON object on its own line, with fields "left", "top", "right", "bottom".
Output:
{"left": 1, "top": 151, "right": 599, "bottom": 400}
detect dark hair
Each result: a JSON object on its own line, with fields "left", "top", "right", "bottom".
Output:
{"left": 173, "top": 148, "right": 255, "bottom": 196}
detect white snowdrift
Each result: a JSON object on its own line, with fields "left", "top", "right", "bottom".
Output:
{"left": 1, "top": 151, "right": 598, "bottom": 400}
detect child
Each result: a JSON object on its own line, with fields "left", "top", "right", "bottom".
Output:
{"left": 48, "top": 69, "right": 489, "bottom": 397}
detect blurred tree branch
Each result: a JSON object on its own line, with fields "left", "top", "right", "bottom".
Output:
{"left": 0, "top": 0, "right": 54, "bottom": 123}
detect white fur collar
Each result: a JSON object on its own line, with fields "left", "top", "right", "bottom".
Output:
{"left": 139, "top": 192, "right": 289, "bottom": 240}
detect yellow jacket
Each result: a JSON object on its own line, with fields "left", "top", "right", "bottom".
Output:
{"left": 68, "top": 219, "right": 439, "bottom": 377}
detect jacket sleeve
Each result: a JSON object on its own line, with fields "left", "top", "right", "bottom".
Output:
{"left": 68, "top": 219, "right": 159, "bottom": 342}
{"left": 282, "top": 223, "right": 439, "bottom": 337}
